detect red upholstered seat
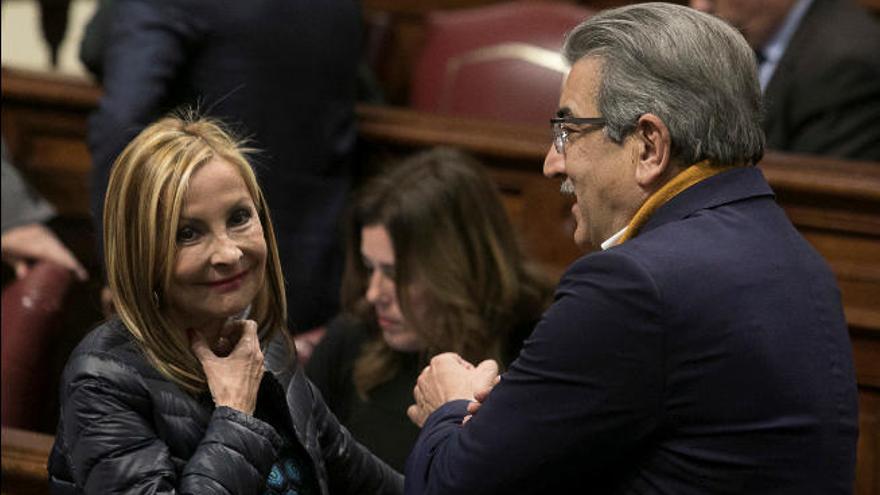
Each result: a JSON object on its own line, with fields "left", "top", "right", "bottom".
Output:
{"left": 410, "top": 1, "right": 593, "bottom": 126}
{"left": 1, "top": 262, "right": 73, "bottom": 430}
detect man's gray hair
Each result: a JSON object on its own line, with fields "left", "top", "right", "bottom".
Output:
{"left": 564, "top": 2, "right": 764, "bottom": 166}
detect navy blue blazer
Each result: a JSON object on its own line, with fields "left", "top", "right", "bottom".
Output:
{"left": 405, "top": 167, "right": 858, "bottom": 494}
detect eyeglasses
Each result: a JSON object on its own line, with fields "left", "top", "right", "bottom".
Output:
{"left": 550, "top": 116, "right": 606, "bottom": 155}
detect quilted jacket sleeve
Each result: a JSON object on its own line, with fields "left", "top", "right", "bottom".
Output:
{"left": 58, "top": 352, "right": 283, "bottom": 494}
{"left": 309, "top": 380, "right": 404, "bottom": 495}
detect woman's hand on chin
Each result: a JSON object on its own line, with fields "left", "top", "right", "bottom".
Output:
{"left": 190, "top": 319, "right": 264, "bottom": 415}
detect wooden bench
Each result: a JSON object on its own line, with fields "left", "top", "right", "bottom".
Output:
{"left": 1, "top": 427, "right": 53, "bottom": 495}
{"left": 2, "top": 67, "right": 878, "bottom": 494}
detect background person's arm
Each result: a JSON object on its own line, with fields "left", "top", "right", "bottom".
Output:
{"left": 785, "top": 59, "right": 880, "bottom": 160}
{"left": 88, "top": 0, "right": 193, "bottom": 262}
{"left": 1, "top": 148, "right": 87, "bottom": 281}
{"left": 2, "top": 224, "right": 88, "bottom": 281}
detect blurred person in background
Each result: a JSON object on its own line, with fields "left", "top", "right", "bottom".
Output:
{"left": 306, "top": 148, "right": 553, "bottom": 471}
{"left": 691, "top": 0, "right": 880, "bottom": 160}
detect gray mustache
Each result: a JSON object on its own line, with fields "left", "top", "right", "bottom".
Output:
{"left": 560, "top": 179, "right": 575, "bottom": 195}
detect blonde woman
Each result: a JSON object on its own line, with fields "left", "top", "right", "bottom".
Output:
{"left": 48, "top": 115, "right": 402, "bottom": 494}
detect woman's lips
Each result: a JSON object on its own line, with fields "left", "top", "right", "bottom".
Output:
{"left": 377, "top": 315, "right": 401, "bottom": 330}
{"left": 205, "top": 270, "right": 249, "bottom": 292}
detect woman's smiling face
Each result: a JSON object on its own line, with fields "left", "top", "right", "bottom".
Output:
{"left": 164, "top": 157, "right": 267, "bottom": 331}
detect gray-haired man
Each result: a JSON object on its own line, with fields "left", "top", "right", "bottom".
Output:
{"left": 405, "top": 3, "right": 858, "bottom": 493}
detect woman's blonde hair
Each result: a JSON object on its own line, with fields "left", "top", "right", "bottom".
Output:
{"left": 343, "top": 148, "right": 553, "bottom": 398}
{"left": 104, "top": 113, "right": 288, "bottom": 394}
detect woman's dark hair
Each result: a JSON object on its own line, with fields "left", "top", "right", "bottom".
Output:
{"left": 342, "top": 147, "right": 553, "bottom": 398}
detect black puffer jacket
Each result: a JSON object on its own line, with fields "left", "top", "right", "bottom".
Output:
{"left": 48, "top": 319, "right": 403, "bottom": 494}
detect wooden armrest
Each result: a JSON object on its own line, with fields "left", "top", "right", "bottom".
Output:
{"left": 1, "top": 426, "right": 53, "bottom": 495}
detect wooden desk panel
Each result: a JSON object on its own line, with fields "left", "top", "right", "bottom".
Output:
{"left": 1, "top": 427, "right": 52, "bottom": 495}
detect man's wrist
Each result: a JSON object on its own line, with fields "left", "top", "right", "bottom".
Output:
{"left": 424, "top": 400, "right": 471, "bottom": 428}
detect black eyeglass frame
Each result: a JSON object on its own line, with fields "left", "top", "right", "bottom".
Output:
{"left": 550, "top": 116, "right": 607, "bottom": 155}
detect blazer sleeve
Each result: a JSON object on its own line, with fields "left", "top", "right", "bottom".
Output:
{"left": 405, "top": 250, "right": 666, "bottom": 494}
{"left": 58, "top": 353, "right": 283, "bottom": 494}
{"left": 88, "top": 0, "right": 194, "bottom": 257}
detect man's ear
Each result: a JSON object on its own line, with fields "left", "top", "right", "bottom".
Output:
{"left": 633, "top": 113, "right": 673, "bottom": 188}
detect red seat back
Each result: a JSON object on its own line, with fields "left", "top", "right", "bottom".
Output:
{"left": 411, "top": 1, "right": 593, "bottom": 125}
{"left": 1, "top": 262, "right": 73, "bottom": 430}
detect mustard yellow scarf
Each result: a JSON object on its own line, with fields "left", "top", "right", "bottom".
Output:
{"left": 616, "top": 160, "right": 734, "bottom": 245}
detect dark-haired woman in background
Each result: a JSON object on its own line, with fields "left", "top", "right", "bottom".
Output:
{"left": 306, "top": 148, "right": 554, "bottom": 470}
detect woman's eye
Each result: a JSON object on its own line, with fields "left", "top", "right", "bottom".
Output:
{"left": 230, "top": 208, "right": 252, "bottom": 227}
{"left": 176, "top": 226, "right": 198, "bottom": 243}
{"left": 362, "top": 260, "right": 375, "bottom": 274}
{"left": 362, "top": 260, "right": 395, "bottom": 281}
